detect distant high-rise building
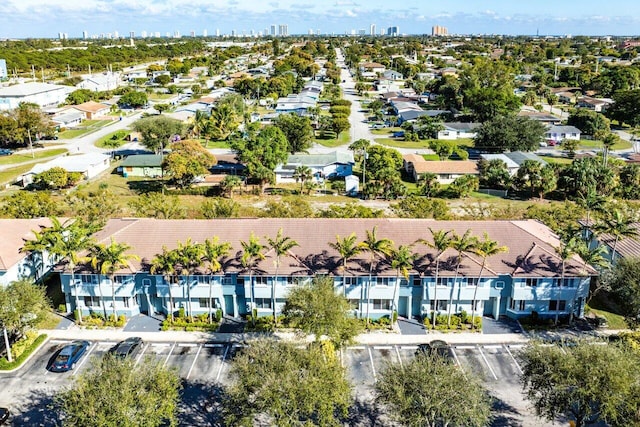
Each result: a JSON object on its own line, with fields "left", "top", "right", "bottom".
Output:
{"left": 0, "top": 59, "right": 8, "bottom": 80}
{"left": 203, "top": 29, "right": 207, "bottom": 37}
{"left": 190, "top": 30, "right": 196, "bottom": 37}
{"left": 278, "top": 24, "right": 288, "bottom": 36}
{"left": 58, "top": 32, "right": 68, "bottom": 40}
{"left": 216, "top": 28, "right": 220, "bottom": 37}
{"left": 155, "top": 32, "right": 161, "bottom": 38}
{"left": 113, "top": 30, "right": 119, "bottom": 38}
{"left": 270, "top": 25, "right": 276, "bottom": 36}
{"left": 370, "top": 24, "right": 376, "bottom": 36}
{"left": 129, "top": 31, "right": 135, "bottom": 38}
{"left": 387, "top": 26, "right": 399, "bottom": 36}
{"left": 358, "top": 29, "right": 366, "bottom": 36}
{"left": 317, "top": 29, "right": 320, "bottom": 35}
{"left": 231, "top": 29, "right": 236, "bottom": 37}
{"left": 141, "top": 31, "right": 147, "bottom": 38}
{"left": 82, "top": 31, "right": 88, "bottom": 39}
{"left": 174, "top": 31, "right": 181, "bottom": 38}
{"left": 432, "top": 25, "right": 448, "bottom": 36}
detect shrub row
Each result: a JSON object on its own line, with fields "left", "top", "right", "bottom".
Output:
{"left": 423, "top": 311, "right": 482, "bottom": 331}
{"left": 81, "top": 313, "right": 127, "bottom": 328}
{"left": 0, "top": 333, "right": 47, "bottom": 370}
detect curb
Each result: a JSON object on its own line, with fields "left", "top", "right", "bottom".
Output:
{"left": 0, "top": 334, "right": 50, "bottom": 374}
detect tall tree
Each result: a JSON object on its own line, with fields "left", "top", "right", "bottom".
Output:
{"left": 132, "top": 116, "right": 183, "bottom": 154}
{"left": 328, "top": 233, "right": 361, "bottom": 297}
{"left": 447, "top": 230, "right": 477, "bottom": 327}
{"left": 55, "top": 356, "right": 181, "bottom": 427}
{"left": 375, "top": 350, "right": 492, "bottom": 427}
{"left": 603, "top": 257, "right": 640, "bottom": 329}
{"left": 520, "top": 340, "right": 640, "bottom": 427}
{"left": 201, "top": 237, "right": 232, "bottom": 323}
{"left": 240, "top": 232, "right": 266, "bottom": 325}
{"left": 292, "top": 165, "right": 313, "bottom": 194}
{"left": 553, "top": 237, "right": 577, "bottom": 325}
{"left": 162, "top": 139, "right": 217, "bottom": 188}
{"left": 594, "top": 208, "right": 639, "bottom": 264}
{"left": 173, "top": 238, "right": 205, "bottom": 319}
{"left": 150, "top": 247, "right": 180, "bottom": 322}
{"left": 265, "top": 228, "right": 299, "bottom": 321}
{"left": 358, "top": 227, "right": 393, "bottom": 325}
{"left": 282, "top": 276, "right": 363, "bottom": 346}
{"left": 274, "top": 113, "right": 314, "bottom": 154}
{"left": 223, "top": 339, "right": 351, "bottom": 426}
{"left": 389, "top": 244, "right": 416, "bottom": 322}
{"left": 474, "top": 115, "right": 546, "bottom": 153}
{"left": 470, "top": 233, "right": 508, "bottom": 328}
{"left": 417, "top": 228, "right": 453, "bottom": 328}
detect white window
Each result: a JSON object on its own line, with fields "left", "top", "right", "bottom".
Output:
{"left": 465, "top": 278, "right": 479, "bottom": 287}
{"left": 436, "top": 277, "right": 451, "bottom": 287}
{"left": 549, "top": 300, "right": 566, "bottom": 311}
{"left": 83, "top": 296, "right": 100, "bottom": 307}
{"left": 254, "top": 276, "right": 269, "bottom": 286}
{"left": 373, "top": 299, "right": 392, "bottom": 310}
{"left": 343, "top": 277, "right": 358, "bottom": 286}
{"left": 525, "top": 278, "right": 538, "bottom": 288}
{"left": 255, "top": 298, "right": 272, "bottom": 309}
{"left": 199, "top": 298, "right": 220, "bottom": 308}
{"left": 430, "top": 300, "right": 448, "bottom": 311}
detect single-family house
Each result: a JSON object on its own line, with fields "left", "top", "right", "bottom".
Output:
{"left": 20, "top": 153, "right": 111, "bottom": 187}
{"left": 518, "top": 111, "right": 562, "bottom": 125}
{"left": 76, "top": 72, "right": 122, "bottom": 92}
{"left": 577, "top": 96, "right": 613, "bottom": 112}
{"left": 403, "top": 154, "right": 479, "bottom": 183}
{"left": 545, "top": 125, "right": 581, "bottom": 142}
{"left": 119, "top": 154, "right": 163, "bottom": 178}
{"left": 51, "top": 110, "right": 84, "bottom": 128}
{"left": 479, "top": 154, "right": 521, "bottom": 176}
{"left": 383, "top": 70, "right": 404, "bottom": 81}
{"left": 274, "top": 151, "right": 354, "bottom": 183}
{"left": 359, "top": 62, "right": 386, "bottom": 74}
{"left": 0, "top": 218, "right": 60, "bottom": 286}
{"left": 437, "top": 122, "right": 481, "bottom": 140}
{"left": 0, "top": 82, "right": 72, "bottom": 111}
{"left": 71, "top": 101, "right": 111, "bottom": 120}
{"left": 399, "top": 109, "right": 450, "bottom": 124}
{"left": 502, "top": 151, "right": 548, "bottom": 167}
{"left": 275, "top": 95, "right": 317, "bottom": 116}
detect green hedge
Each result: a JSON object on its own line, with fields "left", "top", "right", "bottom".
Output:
{"left": 0, "top": 333, "right": 48, "bottom": 370}
{"left": 161, "top": 312, "right": 220, "bottom": 331}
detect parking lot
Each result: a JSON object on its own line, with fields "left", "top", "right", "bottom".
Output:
{"left": 0, "top": 339, "right": 561, "bottom": 426}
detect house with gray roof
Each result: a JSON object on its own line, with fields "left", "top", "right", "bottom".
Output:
{"left": 502, "top": 151, "right": 548, "bottom": 167}
{"left": 0, "top": 82, "right": 72, "bottom": 110}
{"left": 274, "top": 151, "right": 354, "bottom": 183}
{"left": 437, "top": 122, "right": 481, "bottom": 140}
{"left": 545, "top": 125, "right": 581, "bottom": 142}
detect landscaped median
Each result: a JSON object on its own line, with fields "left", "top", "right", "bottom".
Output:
{"left": 0, "top": 331, "right": 48, "bottom": 372}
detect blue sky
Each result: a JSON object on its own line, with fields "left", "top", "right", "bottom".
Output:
{"left": 1, "top": 0, "right": 639, "bottom": 38}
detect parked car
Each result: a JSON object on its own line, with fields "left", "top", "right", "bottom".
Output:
{"left": 0, "top": 407, "right": 9, "bottom": 425}
{"left": 109, "top": 337, "right": 144, "bottom": 360}
{"left": 371, "top": 123, "right": 386, "bottom": 129}
{"left": 49, "top": 340, "right": 90, "bottom": 372}
{"left": 0, "top": 148, "right": 12, "bottom": 156}
{"left": 416, "top": 340, "right": 455, "bottom": 362}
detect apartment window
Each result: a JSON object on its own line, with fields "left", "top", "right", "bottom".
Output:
{"left": 373, "top": 299, "right": 392, "bottom": 310}
{"left": 348, "top": 299, "right": 360, "bottom": 308}
{"left": 549, "top": 300, "right": 566, "bottom": 311}
{"left": 343, "top": 277, "right": 358, "bottom": 286}
{"left": 199, "top": 298, "right": 220, "bottom": 308}
{"left": 399, "top": 278, "right": 409, "bottom": 287}
{"left": 510, "top": 299, "right": 526, "bottom": 311}
{"left": 430, "top": 300, "right": 448, "bottom": 311}
{"left": 254, "top": 276, "right": 269, "bottom": 286}
{"left": 413, "top": 278, "right": 422, "bottom": 287}
{"left": 374, "top": 277, "right": 393, "bottom": 287}
{"left": 436, "top": 277, "right": 450, "bottom": 287}
{"left": 465, "top": 278, "right": 479, "bottom": 287}
{"left": 121, "top": 297, "right": 130, "bottom": 308}
{"left": 79, "top": 274, "right": 98, "bottom": 284}
{"left": 83, "top": 296, "right": 100, "bottom": 307}
{"left": 563, "top": 278, "right": 574, "bottom": 288}
{"left": 255, "top": 298, "right": 272, "bottom": 309}
{"left": 525, "top": 278, "right": 538, "bottom": 288}
{"left": 494, "top": 281, "right": 505, "bottom": 289}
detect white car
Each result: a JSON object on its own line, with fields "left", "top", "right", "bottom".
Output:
{"left": 539, "top": 141, "right": 548, "bottom": 147}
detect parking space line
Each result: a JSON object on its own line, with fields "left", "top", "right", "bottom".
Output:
{"left": 483, "top": 345, "right": 502, "bottom": 349}
{"left": 373, "top": 346, "right": 392, "bottom": 350}
{"left": 455, "top": 345, "right": 475, "bottom": 349}
{"left": 394, "top": 345, "right": 403, "bottom": 368}
{"left": 509, "top": 344, "right": 524, "bottom": 350}
{"left": 204, "top": 343, "right": 224, "bottom": 348}
{"left": 450, "top": 347, "right": 466, "bottom": 379}
{"left": 134, "top": 343, "right": 148, "bottom": 366}
{"left": 477, "top": 346, "right": 498, "bottom": 381}
{"left": 400, "top": 346, "right": 417, "bottom": 350}
{"left": 163, "top": 343, "right": 176, "bottom": 368}
{"left": 186, "top": 344, "right": 202, "bottom": 380}
{"left": 367, "top": 346, "right": 376, "bottom": 382}
{"left": 178, "top": 343, "right": 197, "bottom": 347}
{"left": 50, "top": 340, "right": 67, "bottom": 344}
{"left": 350, "top": 346, "right": 365, "bottom": 350}
{"left": 216, "top": 345, "right": 230, "bottom": 382}
{"left": 100, "top": 341, "right": 117, "bottom": 346}
{"left": 72, "top": 343, "right": 95, "bottom": 376}
{"left": 505, "top": 345, "right": 523, "bottom": 375}
{"left": 152, "top": 343, "right": 171, "bottom": 347}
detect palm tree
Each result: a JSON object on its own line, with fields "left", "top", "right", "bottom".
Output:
{"left": 358, "top": 227, "right": 393, "bottom": 326}
{"left": 220, "top": 175, "right": 243, "bottom": 199}
{"left": 89, "top": 238, "right": 139, "bottom": 320}
{"left": 202, "top": 237, "right": 232, "bottom": 323}
{"left": 150, "top": 247, "right": 179, "bottom": 322}
{"left": 389, "top": 245, "right": 416, "bottom": 322}
{"left": 554, "top": 237, "right": 578, "bottom": 325}
{"left": 293, "top": 165, "right": 313, "bottom": 194}
{"left": 594, "top": 209, "right": 639, "bottom": 264}
{"left": 328, "top": 233, "right": 361, "bottom": 297}
{"left": 447, "top": 230, "right": 477, "bottom": 327}
{"left": 47, "top": 219, "right": 95, "bottom": 324}
{"left": 266, "top": 228, "right": 299, "bottom": 321}
{"left": 173, "top": 238, "right": 205, "bottom": 319}
{"left": 470, "top": 234, "right": 507, "bottom": 328}
{"left": 601, "top": 133, "right": 618, "bottom": 167}
{"left": 572, "top": 240, "right": 608, "bottom": 323}
{"left": 577, "top": 188, "right": 607, "bottom": 230}
{"left": 240, "top": 232, "right": 265, "bottom": 325}
{"left": 417, "top": 228, "right": 452, "bottom": 328}
{"left": 86, "top": 244, "right": 109, "bottom": 319}
{"left": 193, "top": 110, "right": 210, "bottom": 140}
{"left": 20, "top": 227, "right": 55, "bottom": 283}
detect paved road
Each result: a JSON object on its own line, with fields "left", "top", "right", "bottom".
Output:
{"left": 0, "top": 338, "right": 559, "bottom": 426}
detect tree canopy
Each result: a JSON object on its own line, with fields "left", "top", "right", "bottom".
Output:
{"left": 474, "top": 115, "right": 547, "bottom": 152}
{"left": 132, "top": 116, "right": 184, "bottom": 153}
{"left": 162, "top": 139, "right": 217, "bottom": 188}
{"left": 274, "top": 113, "right": 314, "bottom": 154}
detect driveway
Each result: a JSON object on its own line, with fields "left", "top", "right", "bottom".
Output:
{"left": 396, "top": 317, "right": 427, "bottom": 335}
{"left": 123, "top": 314, "right": 164, "bottom": 332}
{"left": 482, "top": 316, "right": 524, "bottom": 335}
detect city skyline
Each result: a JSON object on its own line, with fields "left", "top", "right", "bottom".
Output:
{"left": 2, "top": 0, "right": 640, "bottom": 38}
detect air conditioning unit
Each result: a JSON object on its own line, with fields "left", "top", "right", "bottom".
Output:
{"left": 245, "top": 302, "right": 256, "bottom": 312}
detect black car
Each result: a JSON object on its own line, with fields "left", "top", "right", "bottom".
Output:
{"left": 0, "top": 407, "right": 9, "bottom": 425}
{"left": 0, "top": 149, "right": 12, "bottom": 156}
{"left": 110, "top": 337, "right": 144, "bottom": 359}
{"left": 416, "top": 340, "right": 455, "bottom": 362}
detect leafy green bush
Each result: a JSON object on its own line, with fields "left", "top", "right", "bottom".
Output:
{"left": 162, "top": 316, "right": 219, "bottom": 331}
{"left": 0, "top": 333, "right": 47, "bottom": 370}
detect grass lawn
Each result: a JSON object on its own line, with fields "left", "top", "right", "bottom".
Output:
{"left": 576, "top": 139, "right": 632, "bottom": 150}
{"left": 315, "top": 132, "right": 351, "bottom": 148}
{"left": 96, "top": 130, "right": 129, "bottom": 149}
{"left": 0, "top": 164, "right": 35, "bottom": 186}
{"left": 205, "top": 140, "right": 231, "bottom": 149}
{"left": 0, "top": 148, "right": 67, "bottom": 166}
{"left": 36, "top": 310, "right": 64, "bottom": 329}
{"left": 375, "top": 138, "right": 432, "bottom": 149}
{"left": 585, "top": 305, "right": 627, "bottom": 330}
{"left": 59, "top": 119, "right": 114, "bottom": 140}
{"left": 539, "top": 155, "right": 573, "bottom": 165}
{"left": 148, "top": 93, "right": 175, "bottom": 100}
